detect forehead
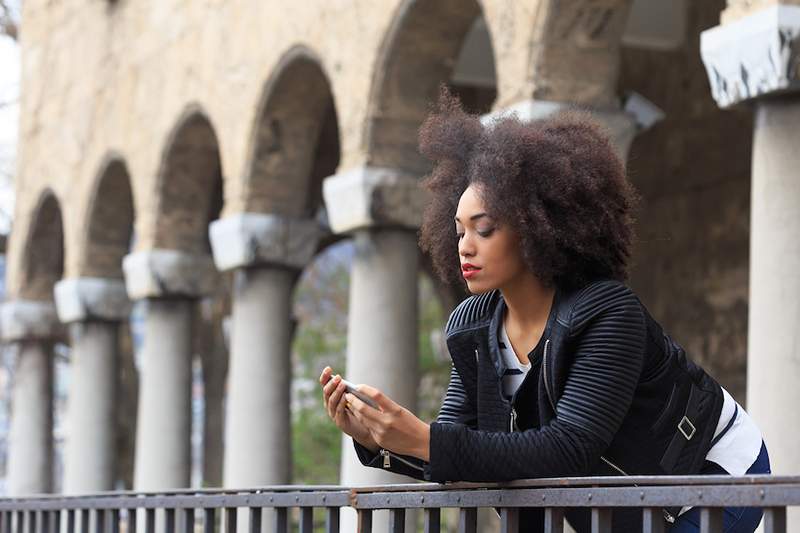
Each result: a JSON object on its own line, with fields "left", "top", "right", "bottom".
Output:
{"left": 455, "top": 185, "right": 485, "bottom": 217}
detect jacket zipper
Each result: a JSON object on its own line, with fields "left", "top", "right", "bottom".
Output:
{"left": 541, "top": 338, "right": 675, "bottom": 523}
{"left": 380, "top": 449, "right": 424, "bottom": 473}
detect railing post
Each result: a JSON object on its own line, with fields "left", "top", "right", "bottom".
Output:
{"left": 164, "top": 510, "right": 175, "bottom": 533}
{"left": 15, "top": 510, "right": 24, "bottom": 533}
{"left": 423, "top": 508, "right": 440, "bottom": 533}
{"left": 356, "top": 510, "right": 372, "bottom": 533}
{"left": 144, "top": 510, "right": 155, "bottom": 533}
{"left": 202, "top": 509, "right": 214, "bottom": 533}
{"left": 180, "top": 510, "right": 192, "bottom": 533}
{"left": 65, "top": 510, "right": 74, "bottom": 533}
{"left": 591, "top": 509, "right": 611, "bottom": 533}
{"left": 458, "top": 508, "right": 476, "bottom": 533}
{"left": 500, "top": 508, "right": 519, "bottom": 533}
{"left": 124, "top": 510, "right": 135, "bottom": 533}
{"left": 272, "top": 509, "right": 287, "bottom": 533}
{"left": 544, "top": 508, "right": 564, "bottom": 533}
{"left": 27, "top": 511, "right": 37, "bottom": 533}
{"left": 642, "top": 508, "right": 664, "bottom": 533}
{"left": 80, "top": 510, "right": 89, "bottom": 533}
{"left": 246, "top": 509, "right": 260, "bottom": 533}
{"left": 700, "top": 508, "right": 723, "bottom": 533}
{"left": 388, "top": 509, "right": 404, "bottom": 533}
{"left": 298, "top": 508, "right": 312, "bottom": 533}
{"left": 96, "top": 509, "right": 106, "bottom": 533}
{"left": 222, "top": 509, "right": 235, "bottom": 533}
{"left": 764, "top": 507, "right": 787, "bottom": 533}
{"left": 324, "top": 508, "right": 339, "bottom": 533}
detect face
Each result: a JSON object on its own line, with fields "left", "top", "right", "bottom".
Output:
{"left": 454, "top": 184, "right": 529, "bottom": 294}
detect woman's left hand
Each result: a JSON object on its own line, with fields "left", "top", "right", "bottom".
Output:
{"left": 345, "top": 386, "right": 431, "bottom": 462}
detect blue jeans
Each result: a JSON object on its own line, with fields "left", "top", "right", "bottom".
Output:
{"left": 669, "top": 442, "right": 771, "bottom": 533}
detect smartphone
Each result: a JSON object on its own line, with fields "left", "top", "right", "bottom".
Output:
{"left": 340, "top": 378, "right": 380, "bottom": 409}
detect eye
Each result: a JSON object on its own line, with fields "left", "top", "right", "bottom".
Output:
{"left": 477, "top": 227, "right": 495, "bottom": 238}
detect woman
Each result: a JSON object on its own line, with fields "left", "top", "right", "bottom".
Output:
{"left": 319, "top": 91, "right": 769, "bottom": 532}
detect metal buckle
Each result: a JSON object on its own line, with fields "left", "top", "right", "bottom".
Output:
{"left": 678, "top": 416, "right": 696, "bottom": 440}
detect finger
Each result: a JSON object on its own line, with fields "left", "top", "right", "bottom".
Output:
{"left": 345, "top": 392, "right": 383, "bottom": 423}
{"left": 327, "top": 380, "right": 347, "bottom": 418}
{"left": 322, "top": 374, "right": 341, "bottom": 401}
{"left": 319, "top": 366, "right": 333, "bottom": 385}
{"left": 355, "top": 385, "right": 397, "bottom": 412}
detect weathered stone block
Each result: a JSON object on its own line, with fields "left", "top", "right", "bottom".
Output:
{"left": 54, "top": 277, "right": 131, "bottom": 323}
{"left": 322, "top": 166, "right": 428, "bottom": 234}
{"left": 209, "top": 213, "right": 324, "bottom": 271}
{"left": 122, "top": 250, "right": 217, "bottom": 300}
{"left": 701, "top": 4, "right": 800, "bottom": 108}
{"left": 0, "top": 300, "right": 60, "bottom": 342}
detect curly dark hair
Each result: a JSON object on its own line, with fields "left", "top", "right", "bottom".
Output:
{"left": 418, "top": 89, "right": 638, "bottom": 292}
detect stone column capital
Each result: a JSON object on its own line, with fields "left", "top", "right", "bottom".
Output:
{"left": 701, "top": 4, "right": 800, "bottom": 108}
{"left": 209, "top": 213, "right": 324, "bottom": 272}
{"left": 322, "top": 165, "right": 428, "bottom": 234}
{"left": 54, "top": 277, "right": 131, "bottom": 324}
{"left": 0, "top": 300, "right": 60, "bottom": 342}
{"left": 481, "top": 99, "right": 642, "bottom": 160}
{"left": 122, "top": 249, "right": 217, "bottom": 300}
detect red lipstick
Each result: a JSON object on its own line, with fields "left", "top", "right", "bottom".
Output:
{"left": 461, "top": 263, "right": 481, "bottom": 280}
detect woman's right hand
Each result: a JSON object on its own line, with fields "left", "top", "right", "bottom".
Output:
{"left": 319, "top": 366, "right": 379, "bottom": 452}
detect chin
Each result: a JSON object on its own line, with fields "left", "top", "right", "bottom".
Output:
{"left": 465, "top": 279, "right": 496, "bottom": 295}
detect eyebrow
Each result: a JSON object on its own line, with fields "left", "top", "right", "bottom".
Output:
{"left": 454, "top": 212, "right": 488, "bottom": 223}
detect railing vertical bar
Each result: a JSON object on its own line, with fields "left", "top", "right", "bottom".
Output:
{"left": 544, "top": 508, "right": 564, "bottom": 533}
{"left": 764, "top": 507, "right": 787, "bottom": 533}
{"left": 125, "top": 510, "right": 136, "bottom": 533}
{"left": 66, "top": 510, "right": 75, "bottom": 533}
{"left": 500, "top": 508, "right": 519, "bottom": 533}
{"left": 423, "top": 508, "right": 440, "bottom": 533}
{"left": 144, "top": 510, "right": 155, "bottom": 533}
{"left": 298, "top": 508, "right": 313, "bottom": 533}
{"left": 202, "top": 509, "right": 214, "bottom": 533}
{"left": 53, "top": 512, "right": 61, "bottom": 533}
{"left": 324, "top": 508, "right": 338, "bottom": 533}
{"left": 27, "top": 511, "right": 37, "bottom": 533}
{"left": 246, "top": 508, "right": 260, "bottom": 533}
{"left": 700, "top": 508, "right": 723, "bottom": 533}
{"left": 15, "top": 511, "right": 24, "bottom": 533}
{"left": 96, "top": 509, "right": 106, "bottom": 533}
{"left": 40, "top": 511, "right": 50, "bottom": 533}
{"left": 590, "top": 509, "right": 611, "bottom": 533}
{"left": 80, "top": 510, "right": 89, "bottom": 533}
{"left": 458, "top": 508, "right": 477, "bottom": 533}
{"left": 388, "top": 509, "right": 404, "bottom": 533}
{"left": 223, "top": 509, "right": 235, "bottom": 533}
{"left": 642, "top": 508, "right": 664, "bottom": 533}
{"left": 272, "top": 509, "right": 287, "bottom": 533}
{"left": 2, "top": 511, "right": 9, "bottom": 533}
{"left": 181, "top": 509, "right": 194, "bottom": 533}
{"left": 356, "top": 510, "right": 372, "bottom": 533}
{"left": 109, "top": 511, "right": 119, "bottom": 533}
{"left": 164, "top": 510, "right": 175, "bottom": 533}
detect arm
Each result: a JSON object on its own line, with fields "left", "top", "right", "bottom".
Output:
{"left": 427, "top": 283, "right": 646, "bottom": 482}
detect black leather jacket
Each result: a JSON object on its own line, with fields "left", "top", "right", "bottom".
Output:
{"left": 354, "top": 280, "right": 723, "bottom": 525}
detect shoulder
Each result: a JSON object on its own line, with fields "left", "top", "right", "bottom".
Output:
{"left": 444, "top": 290, "right": 501, "bottom": 337}
{"left": 560, "top": 280, "right": 645, "bottom": 336}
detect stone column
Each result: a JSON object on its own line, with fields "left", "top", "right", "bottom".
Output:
{"left": 209, "top": 213, "right": 322, "bottom": 488}
{"left": 122, "top": 250, "right": 216, "bottom": 490}
{"left": 701, "top": 1, "right": 800, "bottom": 526}
{"left": 0, "top": 300, "right": 60, "bottom": 495}
{"left": 323, "top": 166, "right": 427, "bottom": 533}
{"left": 54, "top": 278, "right": 131, "bottom": 493}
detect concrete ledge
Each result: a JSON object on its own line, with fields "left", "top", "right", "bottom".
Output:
{"left": 481, "top": 99, "right": 640, "bottom": 159}
{"left": 322, "top": 166, "right": 428, "bottom": 234}
{"left": 122, "top": 250, "right": 217, "bottom": 300}
{"left": 0, "top": 300, "right": 60, "bottom": 342}
{"left": 209, "top": 213, "right": 324, "bottom": 271}
{"left": 54, "top": 278, "right": 131, "bottom": 323}
{"left": 701, "top": 4, "right": 800, "bottom": 108}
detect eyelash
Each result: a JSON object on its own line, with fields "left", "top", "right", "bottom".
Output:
{"left": 456, "top": 228, "right": 495, "bottom": 239}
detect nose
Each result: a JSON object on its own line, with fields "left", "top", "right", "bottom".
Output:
{"left": 458, "top": 230, "right": 476, "bottom": 259}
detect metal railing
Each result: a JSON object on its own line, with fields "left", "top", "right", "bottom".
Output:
{"left": 1, "top": 475, "right": 798, "bottom": 533}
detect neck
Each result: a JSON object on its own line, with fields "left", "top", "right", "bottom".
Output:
{"left": 500, "top": 273, "right": 556, "bottom": 331}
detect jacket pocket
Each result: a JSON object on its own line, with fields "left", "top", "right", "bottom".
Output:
{"left": 649, "top": 381, "right": 678, "bottom": 434}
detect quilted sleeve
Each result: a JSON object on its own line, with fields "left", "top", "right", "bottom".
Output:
{"left": 427, "top": 282, "right": 646, "bottom": 482}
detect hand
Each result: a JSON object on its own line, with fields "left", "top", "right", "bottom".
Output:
{"left": 345, "top": 385, "right": 431, "bottom": 462}
{"left": 319, "top": 367, "right": 379, "bottom": 452}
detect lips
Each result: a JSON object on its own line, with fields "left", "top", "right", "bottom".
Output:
{"left": 461, "top": 263, "right": 481, "bottom": 279}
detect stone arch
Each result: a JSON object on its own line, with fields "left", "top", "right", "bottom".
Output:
{"left": 18, "top": 189, "right": 64, "bottom": 301}
{"left": 153, "top": 106, "right": 224, "bottom": 254}
{"left": 244, "top": 46, "right": 341, "bottom": 218}
{"left": 81, "top": 155, "right": 135, "bottom": 279}
{"left": 364, "top": 0, "right": 497, "bottom": 173}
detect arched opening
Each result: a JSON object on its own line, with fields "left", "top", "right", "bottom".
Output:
{"left": 20, "top": 191, "right": 64, "bottom": 301}
{"left": 245, "top": 49, "right": 341, "bottom": 219}
{"left": 365, "top": 0, "right": 497, "bottom": 174}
